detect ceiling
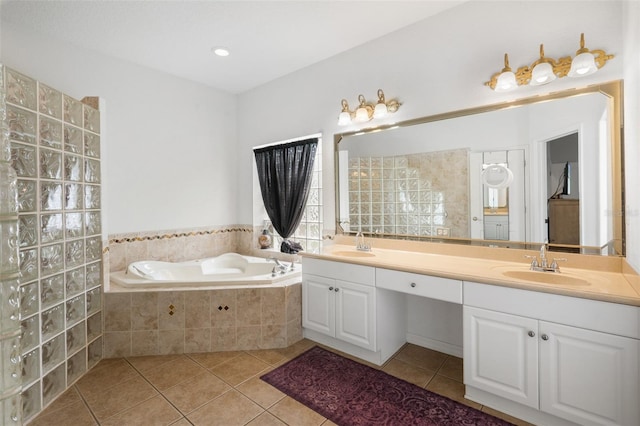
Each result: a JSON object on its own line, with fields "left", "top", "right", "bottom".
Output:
{"left": 0, "top": 0, "right": 465, "bottom": 94}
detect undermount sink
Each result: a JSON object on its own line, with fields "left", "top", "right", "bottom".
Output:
{"left": 493, "top": 266, "right": 592, "bottom": 286}
{"left": 332, "top": 250, "right": 376, "bottom": 258}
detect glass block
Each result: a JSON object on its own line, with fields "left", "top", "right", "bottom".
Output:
{"left": 22, "top": 347, "right": 40, "bottom": 385}
{"left": 18, "top": 214, "right": 38, "bottom": 247}
{"left": 22, "top": 381, "right": 41, "bottom": 422}
{"left": 39, "top": 83, "right": 63, "bottom": 119}
{"left": 88, "top": 337, "right": 102, "bottom": 369}
{"left": 17, "top": 179, "right": 37, "bottom": 212}
{"left": 41, "top": 243, "right": 64, "bottom": 276}
{"left": 84, "top": 184, "right": 100, "bottom": 209}
{"left": 7, "top": 104, "right": 37, "bottom": 144}
{"left": 41, "top": 304, "right": 64, "bottom": 342}
{"left": 84, "top": 158, "right": 100, "bottom": 183}
{"left": 63, "top": 95, "right": 82, "bottom": 126}
{"left": 11, "top": 142, "right": 37, "bottom": 177}
{"left": 42, "top": 363, "right": 65, "bottom": 406}
{"left": 85, "top": 236, "right": 102, "bottom": 262}
{"left": 39, "top": 148, "right": 63, "bottom": 180}
{"left": 65, "top": 239, "right": 84, "bottom": 268}
{"left": 67, "top": 348, "right": 86, "bottom": 385}
{"left": 0, "top": 278, "right": 20, "bottom": 334}
{"left": 41, "top": 213, "right": 63, "bottom": 244}
{"left": 19, "top": 281, "right": 39, "bottom": 318}
{"left": 86, "top": 261, "right": 101, "bottom": 289}
{"left": 65, "top": 267, "right": 85, "bottom": 298}
{"left": 64, "top": 183, "right": 83, "bottom": 210}
{"left": 41, "top": 182, "right": 63, "bottom": 211}
{"left": 85, "top": 211, "right": 101, "bottom": 236}
{"left": 63, "top": 124, "right": 82, "bottom": 154}
{"left": 84, "top": 132, "right": 100, "bottom": 158}
{"left": 86, "top": 287, "right": 101, "bottom": 316}
{"left": 1, "top": 392, "right": 20, "bottom": 424}
{"left": 39, "top": 116, "right": 63, "bottom": 150}
{"left": 1, "top": 335, "right": 22, "bottom": 391}
{"left": 64, "top": 153, "right": 83, "bottom": 181}
{"left": 41, "top": 333, "right": 64, "bottom": 374}
{"left": 66, "top": 321, "right": 86, "bottom": 355}
{"left": 19, "top": 248, "right": 38, "bottom": 283}
{"left": 6, "top": 68, "right": 37, "bottom": 110}
{"left": 87, "top": 312, "right": 101, "bottom": 342}
{"left": 21, "top": 315, "right": 39, "bottom": 353}
{"left": 83, "top": 104, "right": 100, "bottom": 133}
{"left": 41, "top": 274, "right": 64, "bottom": 309}
{"left": 65, "top": 212, "right": 83, "bottom": 238}
{"left": 66, "top": 295, "right": 85, "bottom": 326}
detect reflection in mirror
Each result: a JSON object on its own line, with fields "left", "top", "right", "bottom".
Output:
{"left": 334, "top": 81, "right": 624, "bottom": 256}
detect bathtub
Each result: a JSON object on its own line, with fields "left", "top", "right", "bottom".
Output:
{"left": 109, "top": 252, "right": 301, "bottom": 291}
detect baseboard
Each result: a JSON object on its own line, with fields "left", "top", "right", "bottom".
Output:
{"left": 406, "top": 333, "right": 463, "bottom": 358}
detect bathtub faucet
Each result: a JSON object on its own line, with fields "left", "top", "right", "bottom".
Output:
{"left": 268, "top": 257, "right": 292, "bottom": 274}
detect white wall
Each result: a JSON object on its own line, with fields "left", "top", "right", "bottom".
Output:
{"left": 623, "top": 1, "right": 640, "bottom": 270}
{"left": 1, "top": 23, "right": 238, "bottom": 234}
{"left": 236, "top": 1, "right": 624, "bottom": 237}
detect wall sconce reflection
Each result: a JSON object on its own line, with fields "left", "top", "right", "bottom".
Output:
{"left": 485, "top": 33, "right": 614, "bottom": 92}
{"left": 338, "top": 89, "right": 401, "bottom": 126}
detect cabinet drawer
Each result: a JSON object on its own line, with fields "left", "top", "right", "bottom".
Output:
{"left": 302, "top": 257, "right": 375, "bottom": 286}
{"left": 376, "top": 268, "right": 462, "bottom": 304}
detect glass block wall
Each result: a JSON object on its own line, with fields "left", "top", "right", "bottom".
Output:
{"left": 4, "top": 66, "right": 103, "bottom": 422}
{"left": 0, "top": 64, "right": 22, "bottom": 425}
{"left": 347, "top": 149, "right": 469, "bottom": 238}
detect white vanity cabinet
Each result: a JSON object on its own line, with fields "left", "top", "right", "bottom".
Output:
{"left": 301, "top": 257, "right": 406, "bottom": 365}
{"left": 464, "top": 281, "right": 640, "bottom": 426}
{"left": 302, "top": 258, "right": 377, "bottom": 351}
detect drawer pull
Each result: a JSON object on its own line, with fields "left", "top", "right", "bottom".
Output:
{"left": 528, "top": 331, "right": 535, "bottom": 338}
{"left": 335, "top": 287, "right": 340, "bottom": 292}
{"left": 410, "top": 282, "right": 416, "bottom": 288}
{"left": 329, "top": 287, "right": 334, "bottom": 291}
{"left": 541, "top": 334, "right": 549, "bottom": 341}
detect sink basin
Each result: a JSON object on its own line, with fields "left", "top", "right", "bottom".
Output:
{"left": 496, "top": 268, "right": 591, "bottom": 286}
{"left": 332, "top": 250, "right": 376, "bottom": 258}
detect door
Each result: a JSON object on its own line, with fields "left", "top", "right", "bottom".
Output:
{"left": 335, "top": 280, "right": 376, "bottom": 351}
{"left": 540, "top": 321, "right": 639, "bottom": 426}
{"left": 463, "top": 306, "right": 539, "bottom": 408}
{"left": 302, "top": 274, "right": 335, "bottom": 337}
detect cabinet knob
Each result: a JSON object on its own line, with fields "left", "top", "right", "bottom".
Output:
{"left": 334, "top": 288, "right": 339, "bottom": 292}
{"left": 329, "top": 287, "right": 334, "bottom": 291}
{"left": 528, "top": 331, "right": 535, "bottom": 338}
{"left": 410, "top": 282, "right": 416, "bottom": 288}
{"left": 541, "top": 334, "right": 549, "bottom": 341}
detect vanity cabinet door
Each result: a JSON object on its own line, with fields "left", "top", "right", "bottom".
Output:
{"left": 463, "top": 306, "right": 539, "bottom": 409}
{"left": 335, "top": 280, "right": 376, "bottom": 351}
{"left": 539, "top": 321, "right": 640, "bottom": 426}
{"left": 302, "top": 274, "right": 335, "bottom": 336}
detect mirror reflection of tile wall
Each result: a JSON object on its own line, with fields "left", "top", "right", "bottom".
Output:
{"left": 348, "top": 148, "right": 469, "bottom": 238}
{"left": 5, "top": 66, "right": 103, "bottom": 422}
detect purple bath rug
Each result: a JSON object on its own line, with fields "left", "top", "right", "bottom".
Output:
{"left": 261, "top": 346, "right": 514, "bottom": 426}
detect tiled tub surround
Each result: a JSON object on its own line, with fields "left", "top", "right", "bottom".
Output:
{"left": 5, "top": 66, "right": 104, "bottom": 422}
{"left": 347, "top": 148, "right": 469, "bottom": 238}
{"left": 103, "top": 283, "right": 302, "bottom": 357}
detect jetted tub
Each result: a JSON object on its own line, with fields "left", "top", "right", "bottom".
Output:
{"left": 109, "top": 252, "right": 300, "bottom": 290}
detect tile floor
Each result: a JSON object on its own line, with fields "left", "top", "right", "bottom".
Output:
{"left": 27, "top": 340, "right": 533, "bottom": 426}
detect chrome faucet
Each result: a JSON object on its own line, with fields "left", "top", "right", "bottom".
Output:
{"left": 268, "top": 257, "right": 293, "bottom": 274}
{"left": 524, "top": 241, "right": 566, "bottom": 272}
{"left": 355, "top": 231, "right": 371, "bottom": 252}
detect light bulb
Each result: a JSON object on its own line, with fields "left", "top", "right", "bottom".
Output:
{"left": 568, "top": 52, "right": 597, "bottom": 77}
{"left": 530, "top": 62, "right": 556, "bottom": 85}
{"left": 495, "top": 71, "right": 517, "bottom": 92}
{"left": 373, "top": 102, "right": 388, "bottom": 119}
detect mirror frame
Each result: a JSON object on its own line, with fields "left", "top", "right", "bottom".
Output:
{"left": 334, "top": 80, "right": 624, "bottom": 256}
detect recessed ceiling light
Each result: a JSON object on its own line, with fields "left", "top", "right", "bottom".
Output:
{"left": 212, "top": 47, "right": 230, "bottom": 57}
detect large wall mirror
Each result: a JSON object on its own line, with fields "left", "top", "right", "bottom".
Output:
{"left": 335, "top": 81, "right": 624, "bottom": 256}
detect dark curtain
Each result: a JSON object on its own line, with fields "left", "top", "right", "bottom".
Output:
{"left": 253, "top": 138, "right": 318, "bottom": 252}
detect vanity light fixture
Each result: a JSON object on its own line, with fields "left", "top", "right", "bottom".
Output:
{"left": 338, "top": 89, "right": 400, "bottom": 126}
{"left": 485, "top": 33, "right": 613, "bottom": 91}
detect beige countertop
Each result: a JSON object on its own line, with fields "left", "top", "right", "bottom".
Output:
{"left": 301, "top": 237, "right": 640, "bottom": 307}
